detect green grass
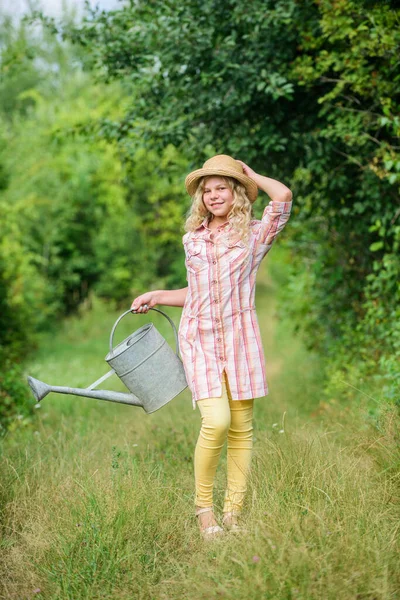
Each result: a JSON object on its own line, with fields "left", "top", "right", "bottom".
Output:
{"left": 1, "top": 260, "right": 399, "bottom": 599}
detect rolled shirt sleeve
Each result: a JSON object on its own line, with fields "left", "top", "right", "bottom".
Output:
{"left": 257, "top": 199, "right": 293, "bottom": 246}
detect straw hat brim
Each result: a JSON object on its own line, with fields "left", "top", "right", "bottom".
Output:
{"left": 185, "top": 168, "right": 258, "bottom": 203}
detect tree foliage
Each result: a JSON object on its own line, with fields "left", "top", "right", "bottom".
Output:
{"left": 60, "top": 0, "right": 399, "bottom": 405}
{"left": 286, "top": 0, "right": 400, "bottom": 401}
{"left": 1, "top": 0, "right": 399, "bottom": 430}
{"left": 0, "top": 16, "right": 188, "bottom": 429}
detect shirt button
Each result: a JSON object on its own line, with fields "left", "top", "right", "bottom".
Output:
{"left": 217, "top": 337, "right": 221, "bottom": 342}
{"left": 214, "top": 299, "right": 218, "bottom": 303}
{"left": 215, "top": 318, "right": 220, "bottom": 322}
{"left": 219, "top": 356, "right": 224, "bottom": 361}
{"left": 212, "top": 279, "right": 217, "bottom": 284}
{"left": 212, "top": 260, "right": 217, "bottom": 264}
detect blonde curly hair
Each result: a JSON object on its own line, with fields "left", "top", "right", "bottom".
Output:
{"left": 184, "top": 176, "right": 253, "bottom": 244}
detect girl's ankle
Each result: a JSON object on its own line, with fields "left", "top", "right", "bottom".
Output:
{"left": 222, "top": 511, "right": 240, "bottom": 527}
{"left": 195, "top": 506, "right": 222, "bottom": 535}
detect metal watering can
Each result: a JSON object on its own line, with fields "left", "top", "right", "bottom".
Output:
{"left": 27, "top": 308, "right": 188, "bottom": 414}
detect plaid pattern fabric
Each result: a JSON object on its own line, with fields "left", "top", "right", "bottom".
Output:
{"left": 178, "top": 200, "right": 293, "bottom": 409}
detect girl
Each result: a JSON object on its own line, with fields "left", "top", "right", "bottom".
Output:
{"left": 131, "top": 155, "right": 293, "bottom": 538}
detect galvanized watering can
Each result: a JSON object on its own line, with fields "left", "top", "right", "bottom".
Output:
{"left": 27, "top": 308, "right": 188, "bottom": 414}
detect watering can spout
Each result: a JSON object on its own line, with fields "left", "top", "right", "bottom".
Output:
{"left": 27, "top": 376, "right": 143, "bottom": 408}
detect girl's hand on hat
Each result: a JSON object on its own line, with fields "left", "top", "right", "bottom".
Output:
{"left": 236, "top": 160, "right": 258, "bottom": 182}
{"left": 131, "top": 291, "right": 159, "bottom": 314}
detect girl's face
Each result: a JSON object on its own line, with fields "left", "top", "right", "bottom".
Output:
{"left": 202, "top": 176, "right": 234, "bottom": 221}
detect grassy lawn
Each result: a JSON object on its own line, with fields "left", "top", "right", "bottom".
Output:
{"left": 1, "top": 255, "right": 399, "bottom": 600}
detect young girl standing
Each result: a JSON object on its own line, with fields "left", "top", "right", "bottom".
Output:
{"left": 131, "top": 155, "right": 293, "bottom": 538}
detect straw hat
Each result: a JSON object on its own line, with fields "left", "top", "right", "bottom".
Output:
{"left": 185, "top": 154, "right": 258, "bottom": 202}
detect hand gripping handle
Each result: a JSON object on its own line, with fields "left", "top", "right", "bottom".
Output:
{"left": 109, "top": 308, "right": 181, "bottom": 358}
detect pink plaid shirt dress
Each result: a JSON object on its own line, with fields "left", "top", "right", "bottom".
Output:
{"left": 178, "top": 199, "right": 293, "bottom": 409}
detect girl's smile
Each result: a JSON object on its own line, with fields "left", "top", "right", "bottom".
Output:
{"left": 203, "top": 176, "right": 234, "bottom": 224}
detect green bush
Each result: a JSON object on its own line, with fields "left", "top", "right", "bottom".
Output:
{"left": 0, "top": 355, "right": 33, "bottom": 435}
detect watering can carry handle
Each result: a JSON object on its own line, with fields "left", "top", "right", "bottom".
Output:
{"left": 109, "top": 308, "right": 181, "bottom": 358}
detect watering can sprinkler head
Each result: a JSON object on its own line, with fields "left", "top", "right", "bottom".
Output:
{"left": 28, "top": 376, "right": 51, "bottom": 402}
{"left": 26, "top": 308, "right": 188, "bottom": 414}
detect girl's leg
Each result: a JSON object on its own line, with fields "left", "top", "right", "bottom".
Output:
{"left": 223, "top": 375, "right": 254, "bottom": 515}
{"left": 194, "top": 375, "right": 231, "bottom": 510}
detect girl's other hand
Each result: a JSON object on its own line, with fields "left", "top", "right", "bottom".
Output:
{"left": 236, "top": 159, "right": 258, "bottom": 181}
{"left": 131, "top": 291, "right": 159, "bottom": 314}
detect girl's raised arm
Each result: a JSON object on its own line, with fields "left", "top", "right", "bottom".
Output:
{"left": 131, "top": 287, "right": 188, "bottom": 313}
{"left": 236, "top": 160, "right": 292, "bottom": 202}
{"left": 236, "top": 160, "right": 293, "bottom": 246}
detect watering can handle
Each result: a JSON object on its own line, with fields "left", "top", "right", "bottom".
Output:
{"left": 109, "top": 308, "right": 181, "bottom": 358}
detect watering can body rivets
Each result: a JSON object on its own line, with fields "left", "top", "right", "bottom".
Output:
{"left": 27, "top": 308, "right": 188, "bottom": 413}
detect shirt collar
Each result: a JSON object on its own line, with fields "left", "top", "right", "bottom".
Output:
{"left": 195, "top": 216, "right": 231, "bottom": 231}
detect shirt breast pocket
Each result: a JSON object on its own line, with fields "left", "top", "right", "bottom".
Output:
{"left": 185, "top": 242, "right": 208, "bottom": 273}
{"left": 222, "top": 239, "right": 250, "bottom": 267}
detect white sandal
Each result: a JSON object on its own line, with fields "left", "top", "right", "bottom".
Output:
{"left": 222, "top": 511, "right": 244, "bottom": 533}
{"left": 195, "top": 506, "right": 224, "bottom": 539}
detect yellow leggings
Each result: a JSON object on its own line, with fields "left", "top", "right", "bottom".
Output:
{"left": 194, "top": 371, "right": 254, "bottom": 514}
